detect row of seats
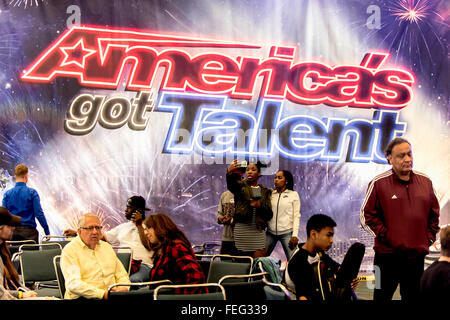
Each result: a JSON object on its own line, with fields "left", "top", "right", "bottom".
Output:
{"left": 7, "top": 240, "right": 133, "bottom": 299}
{"left": 194, "top": 254, "right": 291, "bottom": 300}
{"left": 7, "top": 238, "right": 291, "bottom": 300}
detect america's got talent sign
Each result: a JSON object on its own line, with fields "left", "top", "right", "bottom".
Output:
{"left": 1, "top": 0, "right": 448, "bottom": 256}
{"left": 21, "top": 26, "right": 414, "bottom": 163}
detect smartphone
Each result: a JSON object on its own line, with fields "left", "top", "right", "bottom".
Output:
{"left": 238, "top": 160, "right": 247, "bottom": 168}
{"left": 250, "top": 186, "right": 262, "bottom": 199}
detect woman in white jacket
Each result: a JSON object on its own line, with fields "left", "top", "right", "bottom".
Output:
{"left": 267, "top": 170, "right": 301, "bottom": 260}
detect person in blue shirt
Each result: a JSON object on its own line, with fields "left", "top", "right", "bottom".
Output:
{"left": 2, "top": 164, "right": 50, "bottom": 243}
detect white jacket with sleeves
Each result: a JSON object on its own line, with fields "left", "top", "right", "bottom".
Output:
{"left": 268, "top": 189, "right": 301, "bottom": 237}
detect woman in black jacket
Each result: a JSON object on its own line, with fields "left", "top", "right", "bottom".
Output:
{"left": 226, "top": 160, "right": 273, "bottom": 258}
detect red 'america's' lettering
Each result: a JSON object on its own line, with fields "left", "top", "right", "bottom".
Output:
{"left": 22, "top": 26, "right": 415, "bottom": 109}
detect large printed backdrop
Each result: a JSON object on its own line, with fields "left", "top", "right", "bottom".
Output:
{"left": 0, "top": 0, "right": 448, "bottom": 265}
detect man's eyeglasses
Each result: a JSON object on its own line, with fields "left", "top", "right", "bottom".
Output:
{"left": 80, "top": 226, "right": 103, "bottom": 232}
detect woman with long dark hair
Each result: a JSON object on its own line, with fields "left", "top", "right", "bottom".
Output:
{"left": 143, "top": 213, "right": 206, "bottom": 293}
{"left": 226, "top": 160, "right": 273, "bottom": 258}
{"left": 267, "top": 170, "right": 301, "bottom": 260}
{"left": 0, "top": 207, "right": 37, "bottom": 300}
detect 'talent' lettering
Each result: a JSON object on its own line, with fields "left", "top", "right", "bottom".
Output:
{"left": 65, "top": 91, "right": 406, "bottom": 163}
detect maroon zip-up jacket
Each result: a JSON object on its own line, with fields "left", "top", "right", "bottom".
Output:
{"left": 360, "top": 169, "right": 440, "bottom": 255}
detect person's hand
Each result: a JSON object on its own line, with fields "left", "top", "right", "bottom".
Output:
{"left": 22, "top": 291, "right": 38, "bottom": 298}
{"left": 220, "top": 215, "right": 233, "bottom": 224}
{"left": 131, "top": 211, "right": 143, "bottom": 226}
{"left": 350, "top": 277, "right": 359, "bottom": 291}
{"left": 288, "top": 236, "right": 299, "bottom": 249}
{"left": 110, "top": 286, "right": 129, "bottom": 292}
{"left": 102, "top": 287, "right": 128, "bottom": 300}
{"left": 227, "top": 160, "right": 240, "bottom": 174}
{"left": 63, "top": 229, "right": 77, "bottom": 237}
{"left": 250, "top": 199, "right": 261, "bottom": 208}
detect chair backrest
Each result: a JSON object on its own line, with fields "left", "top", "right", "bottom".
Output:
{"left": 11, "top": 252, "right": 21, "bottom": 274}
{"left": 41, "top": 236, "right": 74, "bottom": 249}
{"left": 53, "top": 255, "right": 65, "bottom": 298}
{"left": 7, "top": 241, "right": 37, "bottom": 275}
{"left": 218, "top": 272, "right": 291, "bottom": 300}
{"left": 192, "top": 242, "right": 221, "bottom": 255}
{"left": 112, "top": 246, "right": 133, "bottom": 275}
{"left": 6, "top": 240, "right": 36, "bottom": 256}
{"left": 154, "top": 283, "right": 226, "bottom": 300}
{"left": 192, "top": 244, "right": 204, "bottom": 254}
{"left": 107, "top": 280, "right": 172, "bottom": 301}
{"left": 6, "top": 240, "right": 36, "bottom": 245}
{"left": 41, "top": 240, "right": 72, "bottom": 249}
{"left": 218, "top": 272, "right": 266, "bottom": 300}
{"left": 202, "top": 242, "right": 221, "bottom": 255}
{"left": 195, "top": 254, "right": 215, "bottom": 281}
{"left": 207, "top": 255, "right": 253, "bottom": 283}
{"left": 42, "top": 235, "right": 71, "bottom": 241}
{"left": 18, "top": 243, "right": 62, "bottom": 285}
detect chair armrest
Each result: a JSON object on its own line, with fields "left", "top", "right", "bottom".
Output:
{"left": 35, "top": 280, "right": 59, "bottom": 289}
{"left": 107, "top": 279, "right": 173, "bottom": 292}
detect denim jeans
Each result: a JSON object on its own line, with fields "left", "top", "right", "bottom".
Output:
{"left": 266, "top": 231, "right": 293, "bottom": 260}
{"left": 129, "top": 263, "right": 152, "bottom": 283}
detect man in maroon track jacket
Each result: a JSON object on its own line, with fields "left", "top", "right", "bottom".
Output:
{"left": 360, "top": 137, "right": 440, "bottom": 301}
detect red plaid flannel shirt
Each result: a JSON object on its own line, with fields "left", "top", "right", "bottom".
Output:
{"left": 150, "top": 240, "right": 207, "bottom": 294}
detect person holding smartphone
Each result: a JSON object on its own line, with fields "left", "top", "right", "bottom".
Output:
{"left": 226, "top": 160, "right": 273, "bottom": 258}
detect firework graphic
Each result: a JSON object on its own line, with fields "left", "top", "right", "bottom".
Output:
{"left": 391, "top": 0, "right": 436, "bottom": 23}
{"left": 8, "top": 0, "right": 45, "bottom": 9}
{"left": 380, "top": 0, "right": 448, "bottom": 73}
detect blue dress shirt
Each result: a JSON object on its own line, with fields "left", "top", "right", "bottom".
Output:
{"left": 2, "top": 182, "right": 50, "bottom": 235}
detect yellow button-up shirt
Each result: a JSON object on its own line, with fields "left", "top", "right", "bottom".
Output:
{"left": 60, "top": 236, "right": 129, "bottom": 299}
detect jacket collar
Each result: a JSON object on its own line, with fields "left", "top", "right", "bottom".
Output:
{"left": 272, "top": 188, "right": 291, "bottom": 195}
{"left": 391, "top": 168, "right": 415, "bottom": 183}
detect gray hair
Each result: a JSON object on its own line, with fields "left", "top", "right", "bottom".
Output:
{"left": 77, "top": 213, "right": 100, "bottom": 228}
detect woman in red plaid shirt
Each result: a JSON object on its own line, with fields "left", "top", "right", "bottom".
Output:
{"left": 143, "top": 213, "right": 206, "bottom": 294}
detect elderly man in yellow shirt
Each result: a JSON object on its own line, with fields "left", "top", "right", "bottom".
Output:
{"left": 60, "top": 213, "right": 130, "bottom": 299}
